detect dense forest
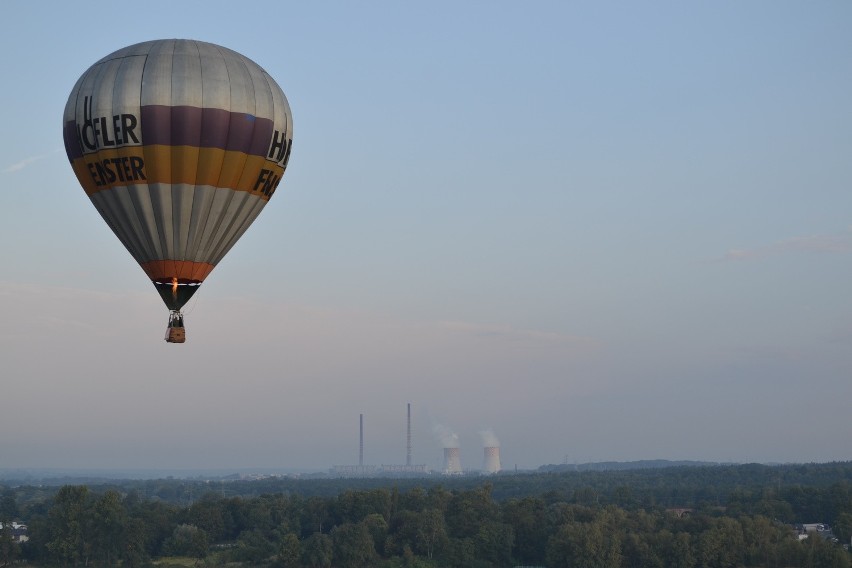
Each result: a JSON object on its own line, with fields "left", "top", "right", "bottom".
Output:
{"left": 1, "top": 462, "right": 850, "bottom": 567}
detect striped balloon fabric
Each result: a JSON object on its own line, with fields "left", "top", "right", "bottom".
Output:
{"left": 63, "top": 39, "right": 293, "bottom": 313}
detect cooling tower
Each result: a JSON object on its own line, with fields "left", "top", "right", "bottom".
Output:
{"left": 483, "top": 446, "right": 501, "bottom": 474}
{"left": 443, "top": 447, "right": 462, "bottom": 474}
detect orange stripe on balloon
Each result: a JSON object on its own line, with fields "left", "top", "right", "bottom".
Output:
{"left": 140, "top": 260, "right": 215, "bottom": 283}
{"left": 167, "top": 260, "right": 179, "bottom": 281}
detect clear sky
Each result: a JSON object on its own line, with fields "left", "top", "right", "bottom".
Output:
{"left": 1, "top": 1, "right": 850, "bottom": 472}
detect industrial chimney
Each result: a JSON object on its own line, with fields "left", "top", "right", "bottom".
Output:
{"left": 443, "top": 447, "right": 462, "bottom": 474}
{"left": 359, "top": 414, "right": 364, "bottom": 467}
{"left": 483, "top": 446, "right": 501, "bottom": 474}
{"left": 406, "top": 403, "right": 412, "bottom": 466}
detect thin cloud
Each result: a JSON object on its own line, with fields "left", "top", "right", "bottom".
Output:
{"left": 3, "top": 148, "right": 63, "bottom": 173}
{"left": 3, "top": 155, "right": 42, "bottom": 173}
{"left": 720, "top": 231, "right": 852, "bottom": 262}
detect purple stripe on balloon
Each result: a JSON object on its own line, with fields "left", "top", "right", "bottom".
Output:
{"left": 140, "top": 105, "right": 275, "bottom": 156}
{"left": 63, "top": 121, "right": 83, "bottom": 160}
{"left": 200, "top": 108, "right": 230, "bottom": 148}
{"left": 247, "top": 115, "right": 274, "bottom": 156}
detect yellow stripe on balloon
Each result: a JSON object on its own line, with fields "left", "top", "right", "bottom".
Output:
{"left": 71, "top": 146, "right": 285, "bottom": 199}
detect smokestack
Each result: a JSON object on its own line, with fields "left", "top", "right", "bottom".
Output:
{"left": 406, "top": 403, "right": 412, "bottom": 466}
{"left": 443, "top": 447, "right": 462, "bottom": 474}
{"left": 359, "top": 414, "right": 364, "bottom": 467}
{"left": 483, "top": 446, "right": 501, "bottom": 474}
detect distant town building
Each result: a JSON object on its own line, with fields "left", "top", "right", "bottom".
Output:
{"left": 0, "top": 521, "right": 28, "bottom": 543}
{"left": 329, "top": 464, "right": 428, "bottom": 478}
{"left": 330, "top": 465, "right": 379, "bottom": 477}
{"left": 794, "top": 523, "right": 838, "bottom": 543}
{"left": 380, "top": 464, "right": 429, "bottom": 474}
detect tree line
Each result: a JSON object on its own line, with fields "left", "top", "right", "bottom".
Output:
{"left": 1, "top": 462, "right": 850, "bottom": 567}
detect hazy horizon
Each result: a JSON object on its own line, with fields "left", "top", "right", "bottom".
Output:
{"left": 4, "top": 457, "right": 834, "bottom": 483}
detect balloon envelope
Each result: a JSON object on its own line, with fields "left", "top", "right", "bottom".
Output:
{"left": 63, "top": 39, "right": 293, "bottom": 311}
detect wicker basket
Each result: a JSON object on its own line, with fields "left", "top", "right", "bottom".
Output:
{"left": 166, "top": 326, "right": 186, "bottom": 343}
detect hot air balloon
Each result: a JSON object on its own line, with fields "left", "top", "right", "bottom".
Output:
{"left": 62, "top": 39, "right": 293, "bottom": 343}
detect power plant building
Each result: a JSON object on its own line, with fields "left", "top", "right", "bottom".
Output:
{"left": 331, "top": 405, "right": 427, "bottom": 478}
{"left": 329, "top": 405, "right": 505, "bottom": 477}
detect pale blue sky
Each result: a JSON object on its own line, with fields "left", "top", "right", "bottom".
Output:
{"left": 1, "top": 1, "right": 850, "bottom": 471}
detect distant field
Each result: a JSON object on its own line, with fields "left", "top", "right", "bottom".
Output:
{"left": 153, "top": 558, "right": 201, "bottom": 567}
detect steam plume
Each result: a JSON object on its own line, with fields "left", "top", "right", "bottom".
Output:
{"left": 479, "top": 428, "right": 499, "bottom": 448}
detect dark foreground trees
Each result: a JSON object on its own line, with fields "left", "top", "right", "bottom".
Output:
{"left": 5, "top": 464, "right": 851, "bottom": 567}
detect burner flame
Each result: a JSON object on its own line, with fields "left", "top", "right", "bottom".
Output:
{"left": 172, "top": 277, "right": 178, "bottom": 296}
